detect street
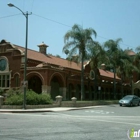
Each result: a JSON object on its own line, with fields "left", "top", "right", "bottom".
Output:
{"left": 0, "top": 105, "right": 140, "bottom": 140}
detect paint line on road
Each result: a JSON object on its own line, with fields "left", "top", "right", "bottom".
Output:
{"left": 85, "top": 110, "right": 114, "bottom": 114}
{"left": 78, "top": 117, "right": 140, "bottom": 126}
{"left": 2, "top": 112, "right": 140, "bottom": 118}
{"left": 54, "top": 113, "right": 140, "bottom": 126}
{"left": 1, "top": 112, "right": 140, "bottom": 126}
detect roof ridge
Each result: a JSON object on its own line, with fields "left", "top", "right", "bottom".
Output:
{"left": 14, "top": 44, "right": 40, "bottom": 53}
{"left": 14, "top": 44, "right": 72, "bottom": 62}
{"left": 15, "top": 44, "right": 81, "bottom": 63}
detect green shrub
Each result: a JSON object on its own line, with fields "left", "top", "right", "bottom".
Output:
{"left": 4, "top": 89, "right": 53, "bottom": 105}
{"left": 0, "top": 88, "right": 4, "bottom": 95}
{"left": 4, "top": 94, "right": 23, "bottom": 105}
{"left": 38, "top": 94, "right": 53, "bottom": 105}
{"left": 26, "top": 90, "right": 53, "bottom": 105}
{"left": 5, "top": 88, "right": 22, "bottom": 97}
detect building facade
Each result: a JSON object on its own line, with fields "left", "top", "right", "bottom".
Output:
{"left": 0, "top": 39, "right": 139, "bottom": 100}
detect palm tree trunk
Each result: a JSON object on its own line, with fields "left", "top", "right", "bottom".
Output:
{"left": 81, "top": 54, "right": 84, "bottom": 100}
{"left": 113, "top": 67, "right": 116, "bottom": 99}
{"left": 121, "top": 74, "right": 124, "bottom": 98}
{"left": 131, "top": 76, "right": 133, "bottom": 95}
{"left": 94, "top": 69, "right": 97, "bottom": 100}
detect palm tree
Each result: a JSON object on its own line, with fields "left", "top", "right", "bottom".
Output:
{"left": 123, "top": 60, "right": 139, "bottom": 94}
{"left": 128, "top": 49, "right": 140, "bottom": 94}
{"left": 135, "top": 46, "right": 140, "bottom": 52}
{"left": 87, "top": 42, "right": 107, "bottom": 99}
{"left": 63, "top": 24, "right": 97, "bottom": 100}
{"left": 104, "top": 38, "right": 122, "bottom": 99}
{"left": 117, "top": 49, "right": 140, "bottom": 96}
{"left": 116, "top": 51, "right": 132, "bottom": 97}
{"left": 134, "top": 47, "right": 140, "bottom": 80}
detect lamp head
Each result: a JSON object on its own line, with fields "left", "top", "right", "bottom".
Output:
{"left": 7, "top": 3, "right": 15, "bottom": 7}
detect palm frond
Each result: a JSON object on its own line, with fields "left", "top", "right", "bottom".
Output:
{"left": 63, "top": 24, "right": 97, "bottom": 63}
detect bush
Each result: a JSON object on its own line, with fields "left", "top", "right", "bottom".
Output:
{"left": 0, "top": 88, "right": 4, "bottom": 96}
{"left": 5, "top": 88, "right": 21, "bottom": 97}
{"left": 4, "top": 94, "right": 23, "bottom": 105}
{"left": 4, "top": 89, "right": 53, "bottom": 105}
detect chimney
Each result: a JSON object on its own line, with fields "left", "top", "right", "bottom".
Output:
{"left": 38, "top": 42, "right": 49, "bottom": 55}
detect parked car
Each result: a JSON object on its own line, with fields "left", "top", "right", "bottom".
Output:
{"left": 119, "top": 95, "right": 140, "bottom": 107}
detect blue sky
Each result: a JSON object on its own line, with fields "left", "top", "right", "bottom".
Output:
{"left": 1, "top": 0, "right": 140, "bottom": 58}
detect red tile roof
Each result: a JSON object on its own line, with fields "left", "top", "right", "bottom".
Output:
{"left": 125, "top": 50, "right": 136, "bottom": 56}
{"left": 99, "top": 69, "right": 120, "bottom": 80}
{"left": 15, "top": 45, "right": 81, "bottom": 70}
{"left": 15, "top": 45, "right": 119, "bottom": 80}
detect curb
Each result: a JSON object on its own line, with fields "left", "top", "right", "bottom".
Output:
{"left": 0, "top": 110, "right": 54, "bottom": 113}
{"left": 0, "top": 105, "right": 108, "bottom": 113}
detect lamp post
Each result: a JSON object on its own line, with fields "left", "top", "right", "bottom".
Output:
{"left": 8, "top": 3, "right": 31, "bottom": 109}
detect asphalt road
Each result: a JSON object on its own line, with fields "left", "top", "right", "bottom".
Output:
{"left": 0, "top": 105, "right": 140, "bottom": 140}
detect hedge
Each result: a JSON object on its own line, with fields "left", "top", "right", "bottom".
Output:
{"left": 4, "top": 89, "right": 53, "bottom": 105}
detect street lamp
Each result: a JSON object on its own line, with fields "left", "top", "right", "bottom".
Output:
{"left": 8, "top": 3, "right": 31, "bottom": 109}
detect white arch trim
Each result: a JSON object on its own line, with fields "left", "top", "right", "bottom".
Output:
{"left": 27, "top": 71, "right": 45, "bottom": 84}
{"left": 49, "top": 72, "right": 65, "bottom": 86}
{"left": 13, "top": 72, "right": 21, "bottom": 78}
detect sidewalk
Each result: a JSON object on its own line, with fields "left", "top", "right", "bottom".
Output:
{"left": 0, "top": 105, "right": 104, "bottom": 113}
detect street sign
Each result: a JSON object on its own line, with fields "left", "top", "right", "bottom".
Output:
{"left": 21, "top": 81, "right": 28, "bottom": 88}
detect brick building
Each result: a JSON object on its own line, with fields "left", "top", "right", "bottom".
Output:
{"left": 0, "top": 39, "right": 137, "bottom": 100}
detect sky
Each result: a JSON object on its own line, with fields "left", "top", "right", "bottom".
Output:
{"left": 0, "top": 0, "right": 140, "bottom": 58}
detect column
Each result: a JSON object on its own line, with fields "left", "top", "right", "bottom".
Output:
{"left": 42, "top": 85, "right": 51, "bottom": 94}
{"left": 60, "top": 87, "right": 66, "bottom": 100}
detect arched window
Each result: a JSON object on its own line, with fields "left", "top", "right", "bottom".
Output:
{"left": 0, "top": 74, "right": 10, "bottom": 88}
{"left": 0, "top": 57, "right": 10, "bottom": 89}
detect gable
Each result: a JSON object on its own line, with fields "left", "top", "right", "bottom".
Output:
{"left": 0, "top": 41, "right": 24, "bottom": 56}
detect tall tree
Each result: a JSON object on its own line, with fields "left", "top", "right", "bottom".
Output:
{"left": 122, "top": 60, "right": 139, "bottom": 94}
{"left": 117, "top": 49, "right": 140, "bottom": 96}
{"left": 128, "top": 49, "right": 140, "bottom": 93}
{"left": 134, "top": 47, "right": 140, "bottom": 80}
{"left": 104, "top": 38, "right": 122, "bottom": 99}
{"left": 63, "top": 24, "right": 97, "bottom": 100}
{"left": 87, "top": 42, "right": 107, "bottom": 99}
{"left": 116, "top": 51, "right": 132, "bottom": 97}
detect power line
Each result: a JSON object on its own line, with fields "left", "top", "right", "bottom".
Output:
{"left": 0, "top": 14, "right": 21, "bottom": 19}
{"left": 32, "top": 13, "right": 71, "bottom": 28}
{"left": 0, "top": 13, "right": 135, "bottom": 49}
{"left": 32, "top": 13, "right": 134, "bottom": 48}
{"left": 97, "top": 35, "right": 134, "bottom": 48}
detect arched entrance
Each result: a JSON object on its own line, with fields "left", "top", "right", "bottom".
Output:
{"left": 28, "top": 76, "right": 42, "bottom": 94}
{"left": 50, "top": 74, "right": 64, "bottom": 100}
{"left": 67, "top": 83, "right": 74, "bottom": 100}
{"left": 76, "top": 84, "right": 81, "bottom": 100}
